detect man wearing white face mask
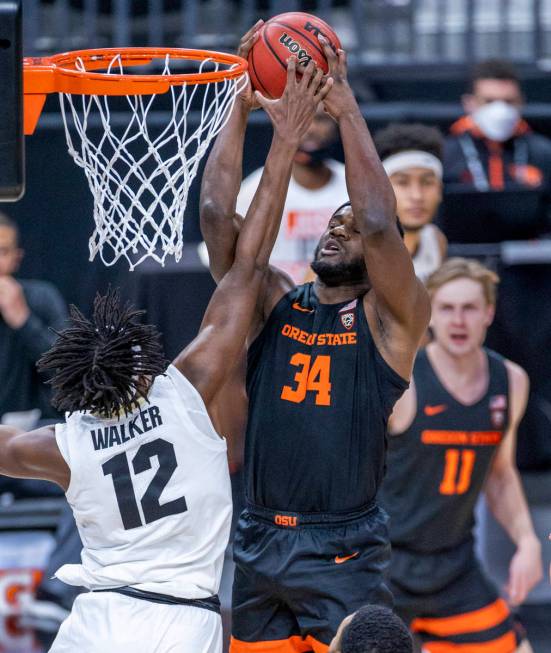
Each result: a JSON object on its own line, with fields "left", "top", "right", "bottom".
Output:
{"left": 444, "top": 59, "right": 551, "bottom": 191}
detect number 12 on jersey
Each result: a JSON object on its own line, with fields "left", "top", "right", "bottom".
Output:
{"left": 281, "top": 353, "right": 332, "bottom": 406}
{"left": 102, "top": 437, "right": 187, "bottom": 530}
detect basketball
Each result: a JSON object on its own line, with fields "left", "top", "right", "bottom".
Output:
{"left": 248, "top": 12, "right": 341, "bottom": 99}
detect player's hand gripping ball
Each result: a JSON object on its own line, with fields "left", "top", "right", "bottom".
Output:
{"left": 247, "top": 12, "right": 341, "bottom": 99}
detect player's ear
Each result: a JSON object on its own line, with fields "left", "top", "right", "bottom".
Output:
{"left": 484, "top": 302, "right": 495, "bottom": 327}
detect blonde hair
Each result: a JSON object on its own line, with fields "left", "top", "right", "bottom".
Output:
{"left": 426, "top": 257, "right": 500, "bottom": 306}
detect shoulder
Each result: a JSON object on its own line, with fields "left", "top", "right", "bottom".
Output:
{"left": 504, "top": 358, "right": 529, "bottom": 394}
{"left": 261, "top": 266, "right": 296, "bottom": 320}
{"left": 503, "top": 358, "right": 529, "bottom": 422}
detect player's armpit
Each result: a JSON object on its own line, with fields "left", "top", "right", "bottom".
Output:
{"left": 0, "top": 425, "right": 70, "bottom": 490}
{"left": 363, "top": 277, "right": 430, "bottom": 382}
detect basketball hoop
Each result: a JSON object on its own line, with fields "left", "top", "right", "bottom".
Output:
{"left": 24, "top": 48, "right": 248, "bottom": 269}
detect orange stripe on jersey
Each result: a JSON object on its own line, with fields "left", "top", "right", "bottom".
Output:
{"left": 422, "top": 630, "right": 517, "bottom": 652}
{"left": 411, "top": 598, "right": 510, "bottom": 637}
{"left": 421, "top": 431, "right": 502, "bottom": 446}
{"left": 230, "top": 635, "right": 328, "bottom": 653}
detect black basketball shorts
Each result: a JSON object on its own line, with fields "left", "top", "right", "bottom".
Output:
{"left": 389, "top": 545, "right": 522, "bottom": 652}
{"left": 230, "top": 502, "right": 392, "bottom": 653}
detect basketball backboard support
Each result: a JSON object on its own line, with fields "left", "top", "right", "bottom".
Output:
{"left": 0, "top": 1, "right": 23, "bottom": 201}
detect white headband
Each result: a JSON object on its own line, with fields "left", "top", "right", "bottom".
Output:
{"left": 382, "top": 150, "right": 443, "bottom": 179}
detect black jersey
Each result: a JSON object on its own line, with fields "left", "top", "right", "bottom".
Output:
{"left": 245, "top": 283, "right": 408, "bottom": 513}
{"left": 379, "top": 348, "right": 509, "bottom": 553}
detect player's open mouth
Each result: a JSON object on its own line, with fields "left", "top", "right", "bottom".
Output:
{"left": 450, "top": 334, "right": 468, "bottom": 343}
{"left": 320, "top": 240, "right": 340, "bottom": 256}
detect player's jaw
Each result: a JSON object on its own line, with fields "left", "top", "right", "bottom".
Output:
{"left": 311, "top": 236, "right": 367, "bottom": 287}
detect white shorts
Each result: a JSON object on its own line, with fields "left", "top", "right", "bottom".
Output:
{"left": 49, "top": 591, "right": 222, "bottom": 653}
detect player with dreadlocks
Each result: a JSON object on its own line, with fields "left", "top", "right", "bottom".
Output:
{"left": 0, "top": 60, "right": 332, "bottom": 653}
{"left": 39, "top": 292, "right": 167, "bottom": 418}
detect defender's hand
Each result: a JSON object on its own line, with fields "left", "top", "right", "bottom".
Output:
{"left": 237, "top": 20, "right": 264, "bottom": 111}
{"left": 506, "top": 535, "right": 542, "bottom": 606}
{"left": 317, "top": 35, "right": 356, "bottom": 120}
{"left": 254, "top": 57, "right": 333, "bottom": 145}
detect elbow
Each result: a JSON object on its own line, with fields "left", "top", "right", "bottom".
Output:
{"left": 200, "top": 197, "right": 234, "bottom": 227}
{"left": 355, "top": 193, "right": 397, "bottom": 236}
{"left": 359, "top": 209, "right": 397, "bottom": 237}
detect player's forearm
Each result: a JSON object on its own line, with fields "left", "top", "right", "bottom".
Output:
{"left": 338, "top": 107, "right": 396, "bottom": 235}
{"left": 201, "top": 100, "right": 249, "bottom": 219}
{"left": 485, "top": 465, "right": 538, "bottom": 548}
{"left": 235, "top": 134, "right": 297, "bottom": 269}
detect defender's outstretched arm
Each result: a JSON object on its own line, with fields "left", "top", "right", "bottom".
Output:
{"left": 199, "top": 23, "right": 262, "bottom": 283}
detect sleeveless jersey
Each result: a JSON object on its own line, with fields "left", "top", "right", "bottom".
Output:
{"left": 379, "top": 348, "right": 509, "bottom": 553}
{"left": 54, "top": 365, "right": 232, "bottom": 599}
{"left": 245, "top": 282, "right": 408, "bottom": 513}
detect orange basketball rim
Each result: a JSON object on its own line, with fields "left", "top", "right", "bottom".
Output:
{"left": 23, "top": 47, "right": 248, "bottom": 135}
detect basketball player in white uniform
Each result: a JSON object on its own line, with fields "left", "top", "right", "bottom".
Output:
{"left": 0, "top": 60, "right": 332, "bottom": 653}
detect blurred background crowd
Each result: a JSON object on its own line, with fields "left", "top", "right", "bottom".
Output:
{"left": 1, "top": 0, "right": 551, "bottom": 651}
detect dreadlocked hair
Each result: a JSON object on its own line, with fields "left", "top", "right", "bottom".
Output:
{"left": 38, "top": 288, "right": 167, "bottom": 418}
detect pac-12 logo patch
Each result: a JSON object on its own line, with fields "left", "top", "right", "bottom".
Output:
{"left": 489, "top": 394, "right": 507, "bottom": 429}
{"left": 340, "top": 312, "right": 355, "bottom": 330}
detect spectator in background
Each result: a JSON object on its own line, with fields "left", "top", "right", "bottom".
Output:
{"left": 236, "top": 106, "right": 348, "bottom": 282}
{"left": 444, "top": 59, "right": 551, "bottom": 192}
{"left": 374, "top": 124, "right": 447, "bottom": 283}
{"left": 329, "top": 605, "right": 413, "bottom": 653}
{"left": 0, "top": 212, "right": 68, "bottom": 422}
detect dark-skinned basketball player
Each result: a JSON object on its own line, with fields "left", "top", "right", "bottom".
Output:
{"left": 0, "top": 61, "right": 332, "bottom": 653}
{"left": 200, "top": 27, "right": 431, "bottom": 653}
{"left": 379, "top": 258, "right": 543, "bottom": 653}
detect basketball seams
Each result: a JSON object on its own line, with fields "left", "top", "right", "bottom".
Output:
{"left": 249, "top": 13, "right": 340, "bottom": 98}
{"left": 270, "top": 21, "right": 327, "bottom": 59}
{"left": 248, "top": 43, "right": 272, "bottom": 98}
{"left": 262, "top": 28, "right": 289, "bottom": 73}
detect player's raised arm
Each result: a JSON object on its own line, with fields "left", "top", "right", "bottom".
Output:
{"left": 319, "top": 36, "right": 430, "bottom": 377}
{"left": 176, "top": 61, "right": 332, "bottom": 410}
{"left": 199, "top": 22, "right": 263, "bottom": 283}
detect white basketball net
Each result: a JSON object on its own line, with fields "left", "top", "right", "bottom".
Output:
{"left": 58, "top": 54, "right": 247, "bottom": 270}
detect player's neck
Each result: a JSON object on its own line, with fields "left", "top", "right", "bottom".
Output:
{"left": 403, "top": 230, "right": 421, "bottom": 256}
{"left": 292, "top": 162, "right": 332, "bottom": 190}
{"left": 428, "top": 341, "right": 486, "bottom": 382}
{"left": 313, "top": 278, "right": 369, "bottom": 304}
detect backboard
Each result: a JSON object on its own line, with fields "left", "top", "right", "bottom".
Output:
{"left": 0, "top": 1, "right": 23, "bottom": 201}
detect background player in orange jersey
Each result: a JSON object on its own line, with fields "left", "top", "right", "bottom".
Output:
{"left": 379, "top": 257, "right": 543, "bottom": 653}
{"left": 200, "top": 26, "right": 430, "bottom": 653}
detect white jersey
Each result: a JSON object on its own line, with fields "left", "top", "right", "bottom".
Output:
{"left": 236, "top": 159, "right": 348, "bottom": 283}
{"left": 413, "top": 223, "right": 444, "bottom": 283}
{"left": 54, "top": 365, "right": 232, "bottom": 600}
